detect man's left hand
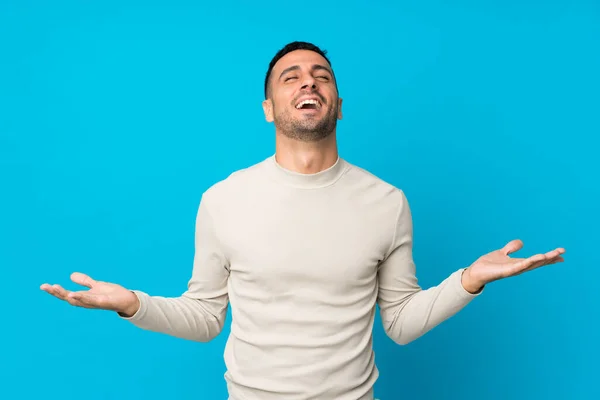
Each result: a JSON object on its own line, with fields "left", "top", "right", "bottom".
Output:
{"left": 461, "top": 239, "right": 565, "bottom": 294}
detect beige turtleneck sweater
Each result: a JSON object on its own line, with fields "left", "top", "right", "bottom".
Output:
{"left": 121, "top": 155, "right": 480, "bottom": 399}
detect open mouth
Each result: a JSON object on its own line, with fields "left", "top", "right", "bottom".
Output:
{"left": 295, "top": 98, "right": 322, "bottom": 110}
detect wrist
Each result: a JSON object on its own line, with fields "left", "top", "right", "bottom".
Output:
{"left": 119, "top": 291, "right": 140, "bottom": 318}
{"left": 461, "top": 268, "right": 485, "bottom": 294}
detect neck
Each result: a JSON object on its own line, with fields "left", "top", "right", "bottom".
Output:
{"left": 274, "top": 131, "right": 339, "bottom": 174}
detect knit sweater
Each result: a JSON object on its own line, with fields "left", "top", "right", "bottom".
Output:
{"left": 121, "top": 155, "right": 480, "bottom": 399}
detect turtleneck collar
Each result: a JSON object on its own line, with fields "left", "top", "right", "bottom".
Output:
{"left": 264, "top": 154, "right": 350, "bottom": 189}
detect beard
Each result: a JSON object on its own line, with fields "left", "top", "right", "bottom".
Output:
{"left": 273, "top": 100, "right": 339, "bottom": 143}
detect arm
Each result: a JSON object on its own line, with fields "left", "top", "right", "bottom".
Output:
{"left": 120, "top": 193, "right": 230, "bottom": 342}
{"left": 376, "top": 191, "right": 480, "bottom": 345}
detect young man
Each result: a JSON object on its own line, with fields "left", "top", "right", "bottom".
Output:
{"left": 41, "top": 41, "right": 565, "bottom": 400}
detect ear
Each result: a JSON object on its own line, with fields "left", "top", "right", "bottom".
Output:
{"left": 262, "top": 99, "right": 274, "bottom": 123}
{"left": 337, "top": 97, "right": 343, "bottom": 120}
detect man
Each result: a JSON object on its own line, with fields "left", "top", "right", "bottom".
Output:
{"left": 41, "top": 41, "right": 565, "bottom": 400}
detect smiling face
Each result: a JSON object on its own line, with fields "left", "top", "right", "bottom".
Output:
{"left": 263, "top": 50, "right": 343, "bottom": 142}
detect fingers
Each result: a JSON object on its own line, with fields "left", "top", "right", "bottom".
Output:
{"left": 533, "top": 256, "right": 565, "bottom": 268}
{"left": 40, "top": 283, "right": 87, "bottom": 308}
{"left": 503, "top": 239, "right": 524, "bottom": 255}
{"left": 70, "top": 272, "right": 96, "bottom": 288}
{"left": 40, "top": 284, "right": 103, "bottom": 309}
{"left": 545, "top": 248, "right": 566, "bottom": 258}
{"left": 519, "top": 251, "right": 566, "bottom": 274}
{"left": 503, "top": 244, "right": 566, "bottom": 275}
{"left": 528, "top": 248, "right": 565, "bottom": 268}
{"left": 40, "top": 283, "right": 71, "bottom": 300}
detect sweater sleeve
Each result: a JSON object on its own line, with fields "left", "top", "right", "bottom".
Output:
{"left": 376, "top": 190, "right": 481, "bottom": 345}
{"left": 119, "top": 193, "right": 230, "bottom": 342}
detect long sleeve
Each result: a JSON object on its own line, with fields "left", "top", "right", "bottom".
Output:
{"left": 120, "top": 193, "right": 230, "bottom": 342}
{"left": 376, "top": 190, "right": 481, "bottom": 345}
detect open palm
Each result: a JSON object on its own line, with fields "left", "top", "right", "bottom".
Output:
{"left": 40, "top": 272, "right": 139, "bottom": 316}
{"left": 466, "top": 239, "right": 565, "bottom": 288}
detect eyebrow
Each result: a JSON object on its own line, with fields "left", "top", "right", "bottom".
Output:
{"left": 278, "top": 64, "right": 333, "bottom": 80}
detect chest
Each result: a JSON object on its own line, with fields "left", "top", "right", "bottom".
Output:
{"left": 217, "top": 191, "right": 392, "bottom": 295}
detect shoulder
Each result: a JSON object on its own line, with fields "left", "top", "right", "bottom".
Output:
{"left": 200, "top": 156, "right": 271, "bottom": 207}
{"left": 340, "top": 160, "right": 413, "bottom": 253}
{"left": 342, "top": 159, "right": 408, "bottom": 206}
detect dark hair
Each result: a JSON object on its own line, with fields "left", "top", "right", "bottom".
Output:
{"left": 264, "top": 41, "right": 334, "bottom": 99}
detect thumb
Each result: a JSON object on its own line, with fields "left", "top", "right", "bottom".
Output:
{"left": 70, "top": 272, "right": 97, "bottom": 288}
{"left": 503, "top": 239, "right": 524, "bottom": 255}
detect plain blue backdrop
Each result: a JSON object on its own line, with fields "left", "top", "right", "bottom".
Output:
{"left": 1, "top": 1, "right": 598, "bottom": 399}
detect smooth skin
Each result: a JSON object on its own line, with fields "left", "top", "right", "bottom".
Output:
{"left": 40, "top": 49, "right": 566, "bottom": 316}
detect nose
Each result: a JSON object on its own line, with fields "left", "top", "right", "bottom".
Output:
{"left": 301, "top": 75, "right": 317, "bottom": 91}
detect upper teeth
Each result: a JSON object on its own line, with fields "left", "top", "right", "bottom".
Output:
{"left": 296, "top": 99, "right": 320, "bottom": 109}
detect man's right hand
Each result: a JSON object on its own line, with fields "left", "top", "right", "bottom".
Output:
{"left": 40, "top": 272, "right": 140, "bottom": 317}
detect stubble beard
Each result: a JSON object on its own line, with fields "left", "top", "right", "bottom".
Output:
{"left": 273, "top": 102, "right": 339, "bottom": 143}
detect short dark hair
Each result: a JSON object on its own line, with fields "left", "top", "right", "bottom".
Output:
{"left": 264, "top": 41, "right": 334, "bottom": 99}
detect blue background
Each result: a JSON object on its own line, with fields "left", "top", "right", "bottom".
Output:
{"left": 1, "top": 1, "right": 598, "bottom": 399}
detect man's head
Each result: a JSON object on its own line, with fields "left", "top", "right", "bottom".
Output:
{"left": 262, "top": 41, "right": 343, "bottom": 142}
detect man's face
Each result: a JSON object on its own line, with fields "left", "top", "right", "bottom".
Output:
{"left": 263, "top": 50, "right": 343, "bottom": 142}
